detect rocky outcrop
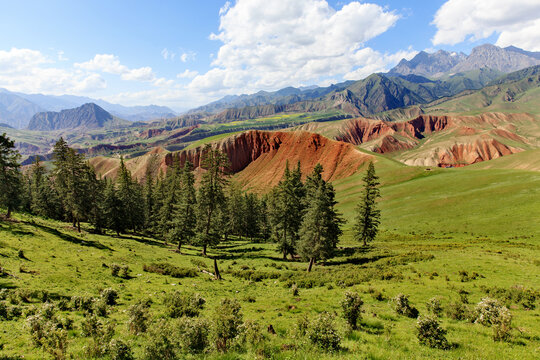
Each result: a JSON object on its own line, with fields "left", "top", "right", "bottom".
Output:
{"left": 27, "top": 103, "right": 116, "bottom": 131}
{"left": 437, "top": 138, "right": 522, "bottom": 167}
{"left": 166, "top": 130, "right": 373, "bottom": 189}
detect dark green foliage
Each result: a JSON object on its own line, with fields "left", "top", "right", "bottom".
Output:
{"left": 297, "top": 164, "right": 343, "bottom": 271}
{"left": 142, "top": 320, "right": 177, "bottom": 360}
{"left": 195, "top": 145, "right": 230, "bottom": 256}
{"left": 481, "top": 285, "right": 538, "bottom": 310}
{"left": 107, "top": 339, "right": 134, "bottom": 360}
{"left": 214, "top": 298, "right": 243, "bottom": 352}
{"left": 176, "top": 317, "right": 210, "bottom": 353}
{"left": 445, "top": 301, "right": 469, "bottom": 320}
{"left": 101, "top": 288, "right": 119, "bottom": 306}
{"left": 127, "top": 302, "right": 150, "bottom": 334}
{"left": 341, "top": 291, "right": 363, "bottom": 330}
{"left": 354, "top": 161, "right": 381, "bottom": 246}
{"left": 268, "top": 161, "right": 305, "bottom": 259}
{"left": 426, "top": 297, "right": 443, "bottom": 316}
{"left": 0, "top": 133, "right": 22, "bottom": 218}
{"left": 117, "top": 157, "right": 145, "bottom": 232}
{"left": 416, "top": 316, "right": 450, "bottom": 349}
{"left": 306, "top": 312, "right": 341, "bottom": 351}
{"left": 143, "top": 263, "right": 198, "bottom": 278}
{"left": 167, "top": 161, "right": 197, "bottom": 250}
{"left": 164, "top": 291, "right": 205, "bottom": 318}
{"left": 28, "top": 157, "right": 62, "bottom": 219}
{"left": 393, "top": 293, "right": 419, "bottom": 318}
{"left": 103, "top": 180, "right": 127, "bottom": 235}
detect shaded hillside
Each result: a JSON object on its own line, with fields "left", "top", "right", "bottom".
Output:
{"left": 27, "top": 103, "right": 127, "bottom": 131}
{"left": 0, "top": 90, "right": 44, "bottom": 129}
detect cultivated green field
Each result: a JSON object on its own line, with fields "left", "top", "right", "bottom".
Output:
{"left": 1, "top": 157, "right": 538, "bottom": 359}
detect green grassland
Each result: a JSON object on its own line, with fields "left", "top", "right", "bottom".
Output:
{"left": 1, "top": 155, "right": 539, "bottom": 359}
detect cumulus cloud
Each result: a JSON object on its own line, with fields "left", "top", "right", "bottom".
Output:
{"left": 180, "top": 51, "right": 196, "bottom": 63}
{"left": 189, "top": 0, "right": 403, "bottom": 94}
{"left": 177, "top": 69, "right": 199, "bottom": 79}
{"left": 432, "top": 0, "right": 540, "bottom": 51}
{"left": 76, "top": 54, "right": 156, "bottom": 82}
{"left": 0, "top": 47, "right": 106, "bottom": 94}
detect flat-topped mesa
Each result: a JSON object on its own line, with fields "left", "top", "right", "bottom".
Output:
{"left": 166, "top": 130, "right": 373, "bottom": 189}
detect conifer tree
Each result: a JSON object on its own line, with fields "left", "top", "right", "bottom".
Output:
{"left": 195, "top": 144, "right": 230, "bottom": 258}
{"left": 226, "top": 184, "right": 245, "bottom": 239}
{"left": 157, "top": 163, "right": 181, "bottom": 239}
{"left": 117, "top": 157, "right": 144, "bottom": 232}
{"left": 242, "top": 193, "right": 260, "bottom": 241}
{"left": 103, "top": 180, "right": 126, "bottom": 235}
{"left": 0, "top": 133, "right": 22, "bottom": 218}
{"left": 168, "top": 161, "right": 197, "bottom": 251}
{"left": 354, "top": 162, "right": 381, "bottom": 246}
{"left": 268, "top": 161, "right": 305, "bottom": 259}
{"left": 298, "top": 164, "right": 343, "bottom": 271}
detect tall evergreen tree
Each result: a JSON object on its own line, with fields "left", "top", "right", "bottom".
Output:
{"left": 242, "top": 193, "right": 260, "bottom": 241}
{"left": 103, "top": 180, "right": 126, "bottom": 235}
{"left": 29, "top": 157, "right": 62, "bottom": 219}
{"left": 117, "top": 157, "right": 145, "bottom": 232}
{"left": 195, "top": 144, "right": 230, "bottom": 257}
{"left": 297, "top": 164, "right": 343, "bottom": 272}
{"left": 268, "top": 161, "right": 305, "bottom": 259}
{"left": 0, "top": 133, "right": 22, "bottom": 218}
{"left": 167, "top": 161, "right": 197, "bottom": 251}
{"left": 354, "top": 162, "right": 381, "bottom": 246}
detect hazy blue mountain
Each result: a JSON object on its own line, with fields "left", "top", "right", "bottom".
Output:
{"left": 27, "top": 103, "right": 128, "bottom": 131}
{"left": 0, "top": 89, "right": 45, "bottom": 129}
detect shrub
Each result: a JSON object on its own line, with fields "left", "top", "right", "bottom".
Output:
{"left": 176, "top": 317, "right": 210, "bottom": 354}
{"left": 392, "top": 294, "right": 419, "bottom": 318}
{"left": 71, "top": 295, "right": 94, "bottom": 312}
{"left": 143, "top": 263, "right": 198, "bottom": 278}
{"left": 445, "top": 301, "right": 469, "bottom": 321}
{"left": 108, "top": 339, "right": 134, "bottom": 360}
{"left": 127, "top": 302, "right": 150, "bottom": 334}
{"left": 237, "top": 320, "right": 265, "bottom": 349}
{"left": 473, "top": 298, "right": 512, "bottom": 341}
{"left": 26, "top": 310, "right": 68, "bottom": 360}
{"left": 341, "top": 291, "right": 363, "bottom": 330}
{"left": 110, "top": 264, "right": 120, "bottom": 277}
{"left": 426, "top": 297, "right": 443, "bottom": 317}
{"left": 142, "top": 320, "right": 177, "bottom": 360}
{"left": 416, "top": 316, "right": 450, "bottom": 349}
{"left": 93, "top": 298, "right": 108, "bottom": 317}
{"left": 101, "top": 288, "right": 119, "bottom": 306}
{"left": 81, "top": 314, "right": 115, "bottom": 358}
{"left": 307, "top": 312, "right": 341, "bottom": 351}
{"left": 164, "top": 291, "right": 205, "bottom": 318}
{"left": 111, "top": 264, "right": 130, "bottom": 278}
{"left": 214, "top": 298, "right": 243, "bottom": 352}
{"left": 291, "top": 284, "right": 299, "bottom": 297}
{"left": 296, "top": 315, "right": 309, "bottom": 337}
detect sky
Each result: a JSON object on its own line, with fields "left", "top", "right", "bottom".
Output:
{"left": 1, "top": 0, "right": 539, "bottom": 111}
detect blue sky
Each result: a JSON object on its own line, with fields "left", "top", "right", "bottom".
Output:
{"left": 0, "top": 0, "right": 538, "bottom": 111}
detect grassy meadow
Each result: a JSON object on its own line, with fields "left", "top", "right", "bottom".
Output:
{"left": 0, "top": 152, "right": 539, "bottom": 359}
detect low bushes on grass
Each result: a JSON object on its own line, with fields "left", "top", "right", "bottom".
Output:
{"left": 416, "top": 316, "right": 450, "bottom": 349}
{"left": 426, "top": 297, "right": 443, "bottom": 317}
{"left": 473, "top": 298, "right": 513, "bottom": 341}
{"left": 143, "top": 263, "right": 198, "bottom": 278}
{"left": 445, "top": 301, "right": 470, "bottom": 321}
{"left": 306, "top": 312, "right": 341, "bottom": 351}
{"left": 127, "top": 301, "right": 150, "bottom": 335}
{"left": 214, "top": 298, "right": 243, "bottom": 352}
{"left": 392, "top": 294, "right": 419, "bottom": 318}
{"left": 164, "top": 291, "right": 205, "bottom": 318}
{"left": 176, "top": 317, "right": 210, "bottom": 354}
{"left": 341, "top": 291, "right": 363, "bottom": 330}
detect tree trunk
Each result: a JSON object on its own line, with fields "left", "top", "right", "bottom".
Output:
{"left": 283, "top": 249, "right": 287, "bottom": 260}
{"left": 213, "top": 258, "right": 222, "bottom": 280}
{"left": 177, "top": 241, "right": 182, "bottom": 251}
{"left": 6, "top": 206, "right": 12, "bottom": 219}
{"left": 307, "top": 257, "right": 315, "bottom": 272}
{"left": 202, "top": 244, "right": 207, "bottom": 256}
{"left": 363, "top": 238, "right": 367, "bottom": 246}
{"left": 77, "top": 220, "right": 81, "bottom": 233}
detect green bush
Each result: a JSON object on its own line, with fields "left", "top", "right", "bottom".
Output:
{"left": 143, "top": 263, "right": 198, "bottom": 278}
{"left": 291, "top": 284, "right": 299, "bottom": 297}
{"left": 176, "top": 317, "right": 210, "bottom": 353}
{"left": 237, "top": 319, "right": 265, "bottom": 349}
{"left": 164, "top": 291, "right": 205, "bottom": 318}
{"left": 426, "top": 297, "right": 443, "bottom": 317}
{"left": 101, "top": 288, "right": 119, "bottom": 306}
{"left": 341, "top": 291, "right": 363, "bottom": 330}
{"left": 392, "top": 294, "right": 419, "bottom": 318}
{"left": 81, "top": 314, "right": 114, "bottom": 358}
{"left": 108, "top": 339, "right": 134, "bottom": 360}
{"left": 127, "top": 302, "right": 150, "bottom": 334}
{"left": 416, "top": 316, "right": 450, "bottom": 349}
{"left": 26, "top": 307, "right": 68, "bottom": 360}
{"left": 445, "top": 301, "right": 469, "bottom": 321}
{"left": 71, "top": 295, "right": 94, "bottom": 312}
{"left": 142, "top": 320, "right": 177, "bottom": 360}
{"left": 214, "top": 298, "right": 243, "bottom": 352}
{"left": 307, "top": 312, "right": 341, "bottom": 351}
{"left": 473, "top": 298, "right": 512, "bottom": 341}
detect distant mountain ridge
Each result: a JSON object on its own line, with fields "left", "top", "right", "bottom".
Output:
{"left": 389, "top": 44, "right": 540, "bottom": 78}
{"left": 0, "top": 88, "right": 177, "bottom": 129}
{"left": 27, "top": 103, "right": 126, "bottom": 131}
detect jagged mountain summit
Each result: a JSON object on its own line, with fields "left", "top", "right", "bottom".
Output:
{"left": 27, "top": 103, "right": 127, "bottom": 131}
{"left": 389, "top": 44, "right": 540, "bottom": 78}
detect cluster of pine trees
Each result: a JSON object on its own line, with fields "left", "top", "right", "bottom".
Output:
{"left": 0, "top": 133, "right": 382, "bottom": 272}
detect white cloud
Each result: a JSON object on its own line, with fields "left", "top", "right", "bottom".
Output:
{"left": 0, "top": 47, "right": 106, "bottom": 95}
{"left": 180, "top": 51, "right": 196, "bottom": 63}
{"left": 177, "top": 69, "right": 199, "bottom": 79}
{"left": 76, "top": 54, "right": 156, "bottom": 82}
{"left": 188, "top": 0, "right": 402, "bottom": 94}
{"left": 432, "top": 0, "right": 540, "bottom": 51}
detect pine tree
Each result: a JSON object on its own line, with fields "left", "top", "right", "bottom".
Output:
{"left": 142, "top": 166, "right": 155, "bottom": 232}
{"left": 0, "top": 133, "right": 22, "bottom": 218}
{"left": 268, "top": 161, "right": 305, "bottom": 259}
{"left": 103, "top": 180, "right": 126, "bottom": 235}
{"left": 157, "top": 163, "right": 181, "bottom": 239}
{"left": 226, "top": 184, "right": 245, "bottom": 239}
{"left": 195, "top": 145, "right": 230, "bottom": 257}
{"left": 168, "top": 161, "right": 197, "bottom": 251}
{"left": 354, "top": 162, "right": 381, "bottom": 246}
{"left": 117, "top": 157, "right": 144, "bottom": 232}
{"left": 242, "top": 193, "right": 260, "bottom": 241}
{"left": 298, "top": 164, "right": 343, "bottom": 272}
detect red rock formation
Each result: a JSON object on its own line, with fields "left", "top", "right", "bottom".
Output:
{"left": 437, "top": 137, "right": 522, "bottom": 167}
{"left": 373, "top": 136, "right": 415, "bottom": 153}
{"left": 138, "top": 128, "right": 165, "bottom": 139}
{"left": 336, "top": 117, "right": 394, "bottom": 144}
{"left": 166, "top": 130, "right": 373, "bottom": 190}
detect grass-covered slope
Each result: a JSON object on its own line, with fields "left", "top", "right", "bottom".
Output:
{"left": 0, "top": 157, "right": 539, "bottom": 359}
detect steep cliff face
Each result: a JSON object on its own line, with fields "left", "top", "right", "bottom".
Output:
{"left": 166, "top": 130, "right": 373, "bottom": 189}
{"left": 437, "top": 138, "right": 522, "bottom": 167}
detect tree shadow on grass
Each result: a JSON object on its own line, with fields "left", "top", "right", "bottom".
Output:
{"left": 31, "top": 223, "right": 112, "bottom": 251}
{"left": 115, "top": 234, "right": 165, "bottom": 247}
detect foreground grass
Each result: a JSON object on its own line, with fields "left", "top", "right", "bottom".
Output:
{"left": 0, "top": 208, "right": 538, "bottom": 359}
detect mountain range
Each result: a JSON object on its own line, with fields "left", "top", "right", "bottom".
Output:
{"left": 0, "top": 89, "right": 177, "bottom": 129}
